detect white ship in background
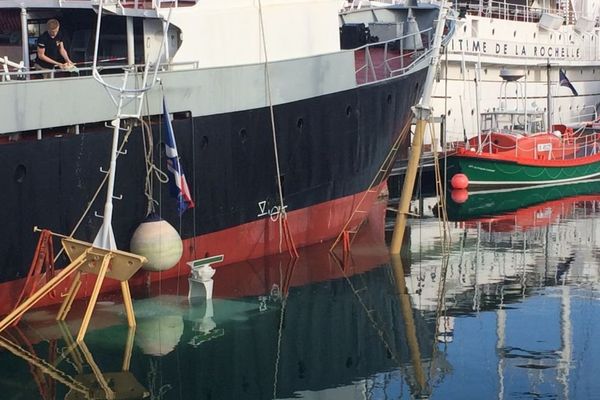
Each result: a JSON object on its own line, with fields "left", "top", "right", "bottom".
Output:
{"left": 427, "top": 0, "right": 600, "bottom": 147}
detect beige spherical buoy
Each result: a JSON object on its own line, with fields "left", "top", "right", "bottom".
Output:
{"left": 130, "top": 214, "right": 183, "bottom": 272}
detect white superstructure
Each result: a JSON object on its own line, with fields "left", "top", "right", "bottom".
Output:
{"left": 428, "top": 0, "right": 600, "bottom": 147}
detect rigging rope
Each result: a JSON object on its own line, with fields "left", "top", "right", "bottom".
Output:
{"left": 428, "top": 120, "right": 451, "bottom": 244}
{"left": 140, "top": 117, "right": 169, "bottom": 216}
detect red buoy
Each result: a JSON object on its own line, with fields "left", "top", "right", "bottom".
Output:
{"left": 451, "top": 173, "right": 469, "bottom": 189}
{"left": 450, "top": 189, "right": 469, "bottom": 204}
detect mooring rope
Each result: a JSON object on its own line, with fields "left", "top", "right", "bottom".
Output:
{"left": 257, "top": 0, "right": 295, "bottom": 255}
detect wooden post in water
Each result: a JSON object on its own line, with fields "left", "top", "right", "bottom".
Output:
{"left": 390, "top": 117, "right": 427, "bottom": 253}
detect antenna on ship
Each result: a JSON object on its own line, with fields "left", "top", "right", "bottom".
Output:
{"left": 90, "top": 0, "right": 172, "bottom": 250}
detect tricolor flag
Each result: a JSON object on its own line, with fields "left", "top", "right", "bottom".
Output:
{"left": 559, "top": 68, "right": 578, "bottom": 96}
{"left": 163, "top": 98, "right": 195, "bottom": 215}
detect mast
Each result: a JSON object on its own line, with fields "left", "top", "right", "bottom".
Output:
{"left": 91, "top": 0, "right": 170, "bottom": 250}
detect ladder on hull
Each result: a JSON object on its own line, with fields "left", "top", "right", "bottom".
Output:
{"left": 330, "top": 124, "right": 412, "bottom": 253}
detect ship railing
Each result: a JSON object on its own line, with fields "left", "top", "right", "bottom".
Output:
{"left": 459, "top": 0, "right": 578, "bottom": 24}
{"left": 0, "top": 60, "right": 199, "bottom": 83}
{"left": 0, "top": 56, "right": 25, "bottom": 82}
{"left": 567, "top": 105, "right": 598, "bottom": 126}
{"left": 105, "top": 0, "right": 197, "bottom": 10}
{"left": 354, "top": 27, "right": 433, "bottom": 85}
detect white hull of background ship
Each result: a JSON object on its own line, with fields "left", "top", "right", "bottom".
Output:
{"left": 0, "top": 0, "right": 451, "bottom": 314}
{"left": 426, "top": 0, "right": 600, "bottom": 148}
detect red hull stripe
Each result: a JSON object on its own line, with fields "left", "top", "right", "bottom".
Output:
{"left": 0, "top": 184, "right": 385, "bottom": 316}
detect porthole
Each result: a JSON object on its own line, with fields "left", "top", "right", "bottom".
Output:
{"left": 559, "top": 34, "right": 562, "bottom": 40}
{"left": 14, "top": 164, "right": 26, "bottom": 184}
{"left": 296, "top": 118, "right": 304, "bottom": 130}
{"left": 415, "top": 82, "right": 419, "bottom": 91}
{"left": 239, "top": 128, "right": 248, "bottom": 143}
{"left": 200, "top": 135, "right": 209, "bottom": 149}
{"left": 492, "top": 29, "right": 495, "bottom": 35}
{"left": 345, "top": 105, "right": 352, "bottom": 117}
{"left": 448, "top": 109, "right": 452, "bottom": 116}
{"left": 550, "top": 34, "right": 553, "bottom": 40}
{"left": 387, "top": 94, "right": 392, "bottom": 104}
{"left": 513, "top": 31, "right": 517, "bottom": 37}
{"left": 463, "top": 25, "right": 467, "bottom": 32}
{"left": 533, "top": 32, "right": 537, "bottom": 39}
{"left": 471, "top": 109, "right": 475, "bottom": 115}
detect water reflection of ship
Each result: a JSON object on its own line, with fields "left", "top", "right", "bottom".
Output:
{"left": 407, "top": 184, "right": 599, "bottom": 398}
{"left": 408, "top": 180, "right": 600, "bottom": 313}
{"left": 445, "top": 178, "right": 600, "bottom": 227}
{"left": 0, "top": 199, "right": 448, "bottom": 399}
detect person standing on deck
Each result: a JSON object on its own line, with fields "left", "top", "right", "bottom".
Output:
{"left": 34, "top": 19, "right": 74, "bottom": 75}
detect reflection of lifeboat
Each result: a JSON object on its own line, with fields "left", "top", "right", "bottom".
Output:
{"left": 446, "top": 179, "right": 600, "bottom": 232}
{"left": 463, "top": 201, "right": 567, "bottom": 233}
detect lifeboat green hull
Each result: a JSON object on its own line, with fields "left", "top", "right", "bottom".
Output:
{"left": 447, "top": 155, "right": 600, "bottom": 188}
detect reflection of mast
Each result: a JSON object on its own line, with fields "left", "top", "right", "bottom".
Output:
{"left": 495, "top": 265, "right": 574, "bottom": 400}
{"left": 473, "top": 222, "right": 481, "bottom": 312}
{"left": 496, "top": 288, "right": 506, "bottom": 400}
{"left": 391, "top": 254, "right": 428, "bottom": 396}
{"left": 558, "top": 283, "right": 572, "bottom": 400}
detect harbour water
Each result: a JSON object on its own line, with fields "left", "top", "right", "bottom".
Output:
{"left": 1, "top": 185, "right": 600, "bottom": 399}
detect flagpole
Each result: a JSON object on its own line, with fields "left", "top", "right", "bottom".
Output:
{"left": 546, "top": 59, "right": 552, "bottom": 132}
